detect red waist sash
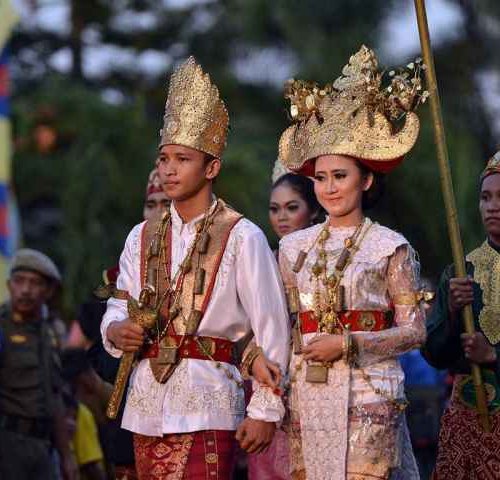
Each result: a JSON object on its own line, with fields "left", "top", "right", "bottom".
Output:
{"left": 140, "top": 335, "right": 236, "bottom": 364}
{"left": 299, "top": 310, "right": 392, "bottom": 334}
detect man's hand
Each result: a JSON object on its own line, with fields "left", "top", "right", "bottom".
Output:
{"left": 107, "top": 320, "right": 145, "bottom": 352}
{"left": 60, "top": 452, "right": 78, "bottom": 480}
{"left": 449, "top": 277, "right": 474, "bottom": 314}
{"left": 235, "top": 418, "right": 276, "bottom": 454}
{"left": 302, "top": 334, "right": 342, "bottom": 363}
{"left": 461, "top": 332, "right": 497, "bottom": 364}
{"left": 251, "top": 355, "right": 282, "bottom": 390}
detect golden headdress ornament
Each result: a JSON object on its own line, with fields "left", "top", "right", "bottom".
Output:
{"left": 481, "top": 151, "right": 500, "bottom": 182}
{"left": 279, "top": 45, "right": 428, "bottom": 175}
{"left": 159, "top": 56, "right": 229, "bottom": 159}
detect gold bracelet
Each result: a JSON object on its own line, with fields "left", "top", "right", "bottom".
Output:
{"left": 240, "top": 345, "right": 263, "bottom": 380}
{"left": 342, "top": 331, "right": 351, "bottom": 364}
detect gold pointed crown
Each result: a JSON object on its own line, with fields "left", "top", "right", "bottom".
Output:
{"left": 159, "top": 56, "right": 229, "bottom": 159}
{"left": 481, "top": 151, "right": 500, "bottom": 182}
{"left": 279, "top": 45, "right": 427, "bottom": 175}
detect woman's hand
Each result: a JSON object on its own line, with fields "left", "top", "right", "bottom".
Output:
{"left": 251, "top": 354, "right": 282, "bottom": 390}
{"left": 302, "top": 334, "right": 343, "bottom": 363}
{"left": 461, "top": 332, "right": 497, "bottom": 364}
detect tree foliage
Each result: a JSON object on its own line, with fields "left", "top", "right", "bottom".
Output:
{"left": 9, "top": 0, "right": 500, "bottom": 313}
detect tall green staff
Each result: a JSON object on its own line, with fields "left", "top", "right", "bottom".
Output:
{"left": 413, "top": 0, "right": 490, "bottom": 432}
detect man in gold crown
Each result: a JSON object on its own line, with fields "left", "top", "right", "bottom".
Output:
{"left": 278, "top": 46, "right": 426, "bottom": 479}
{"left": 423, "top": 151, "right": 500, "bottom": 479}
{"left": 100, "top": 57, "right": 290, "bottom": 479}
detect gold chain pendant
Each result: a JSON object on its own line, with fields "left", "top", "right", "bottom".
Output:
{"left": 292, "top": 324, "right": 302, "bottom": 354}
{"left": 158, "top": 336, "right": 178, "bottom": 365}
{"left": 305, "top": 362, "right": 329, "bottom": 383}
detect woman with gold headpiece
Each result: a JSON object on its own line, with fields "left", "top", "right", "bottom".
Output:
{"left": 423, "top": 152, "right": 500, "bottom": 480}
{"left": 278, "top": 46, "right": 427, "bottom": 479}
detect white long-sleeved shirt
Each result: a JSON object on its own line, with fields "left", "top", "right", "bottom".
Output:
{"left": 101, "top": 202, "right": 290, "bottom": 436}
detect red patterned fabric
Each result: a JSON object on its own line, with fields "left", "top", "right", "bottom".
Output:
{"left": 140, "top": 335, "right": 236, "bottom": 364}
{"left": 134, "top": 433, "right": 193, "bottom": 480}
{"left": 433, "top": 400, "right": 500, "bottom": 480}
{"left": 133, "top": 430, "right": 236, "bottom": 480}
{"left": 182, "top": 430, "right": 237, "bottom": 480}
{"left": 299, "top": 310, "right": 391, "bottom": 334}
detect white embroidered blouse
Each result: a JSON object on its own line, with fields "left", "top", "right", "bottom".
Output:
{"left": 101, "top": 202, "right": 290, "bottom": 437}
{"left": 279, "top": 219, "right": 425, "bottom": 479}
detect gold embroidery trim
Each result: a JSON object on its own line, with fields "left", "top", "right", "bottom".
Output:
{"left": 392, "top": 290, "right": 434, "bottom": 306}
{"left": 467, "top": 241, "right": 500, "bottom": 345}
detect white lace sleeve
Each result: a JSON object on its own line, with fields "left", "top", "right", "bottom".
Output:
{"left": 236, "top": 225, "right": 290, "bottom": 422}
{"left": 353, "top": 244, "right": 426, "bottom": 367}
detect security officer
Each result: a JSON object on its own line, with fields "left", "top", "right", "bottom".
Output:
{"left": 0, "top": 249, "right": 77, "bottom": 479}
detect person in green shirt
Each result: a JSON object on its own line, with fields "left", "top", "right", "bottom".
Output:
{"left": 423, "top": 151, "right": 500, "bottom": 480}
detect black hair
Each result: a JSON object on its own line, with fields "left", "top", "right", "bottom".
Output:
{"left": 356, "top": 162, "right": 386, "bottom": 210}
{"left": 272, "top": 173, "right": 325, "bottom": 222}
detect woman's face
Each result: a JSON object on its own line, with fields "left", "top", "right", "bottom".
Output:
{"left": 269, "top": 183, "right": 314, "bottom": 238}
{"left": 313, "top": 154, "right": 372, "bottom": 220}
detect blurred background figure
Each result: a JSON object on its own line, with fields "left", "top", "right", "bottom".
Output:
{"left": 268, "top": 172, "right": 324, "bottom": 247}
{"left": 244, "top": 164, "right": 323, "bottom": 480}
{"left": 61, "top": 348, "right": 107, "bottom": 480}
{"left": 63, "top": 166, "right": 168, "bottom": 479}
{"left": 143, "top": 167, "right": 169, "bottom": 221}
{"left": 399, "top": 277, "right": 446, "bottom": 480}
{"left": 0, "top": 248, "right": 76, "bottom": 480}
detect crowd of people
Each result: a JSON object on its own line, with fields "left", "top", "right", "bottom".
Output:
{"left": 1, "top": 45, "right": 499, "bottom": 480}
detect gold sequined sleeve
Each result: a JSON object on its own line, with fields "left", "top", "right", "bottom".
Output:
{"left": 353, "top": 244, "right": 426, "bottom": 367}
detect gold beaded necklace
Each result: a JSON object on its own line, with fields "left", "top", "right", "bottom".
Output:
{"left": 311, "top": 219, "right": 368, "bottom": 335}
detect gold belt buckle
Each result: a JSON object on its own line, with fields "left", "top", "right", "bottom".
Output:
{"left": 158, "top": 336, "right": 178, "bottom": 365}
{"left": 305, "top": 362, "right": 329, "bottom": 383}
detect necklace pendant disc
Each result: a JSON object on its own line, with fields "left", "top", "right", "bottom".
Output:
{"left": 305, "top": 363, "right": 329, "bottom": 383}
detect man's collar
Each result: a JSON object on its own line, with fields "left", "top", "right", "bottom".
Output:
{"left": 170, "top": 198, "right": 218, "bottom": 234}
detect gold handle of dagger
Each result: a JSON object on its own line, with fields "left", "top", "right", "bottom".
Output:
{"left": 106, "top": 352, "right": 135, "bottom": 420}
{"left": 414, "top": 0, "right": 490, "bottom": 432}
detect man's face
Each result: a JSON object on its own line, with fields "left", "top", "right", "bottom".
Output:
{"left": 143, "top": 191, "right": 170, "bottom": 221}
{"left": 480, "top": 173, "right": 500, "bottom": 240}
{"left": 156, "top": 144, "right": 220, "bottom": 202}
{"left": 7, "top": 270, "right": 52, "bottom": 317}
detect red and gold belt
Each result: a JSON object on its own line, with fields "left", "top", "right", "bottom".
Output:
{"left": 140, "top": 335, "right": 236, "bottom": 364}
{"left": 299, "top": 310, "right": 392, "bottom": 334}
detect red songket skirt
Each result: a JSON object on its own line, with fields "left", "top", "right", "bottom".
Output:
{"left": 433, "top": 397, "right": 500, "bottom": 479}
{"left": 133, "top": 430, "right": 236, "bottom": 480}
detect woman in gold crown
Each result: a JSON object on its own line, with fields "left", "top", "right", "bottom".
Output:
{"left": 278, "top": 46, "right": 427, "bottom": 479}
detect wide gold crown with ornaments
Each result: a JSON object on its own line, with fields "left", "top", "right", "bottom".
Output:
{"left": 279, "top": 45, "right": 428, "bottom": 175}
{"left": 159, "top": 56, "right": 229, "bottom": 159}
{"left": 481, "top": 150, "right": 500, "bottom": 181}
